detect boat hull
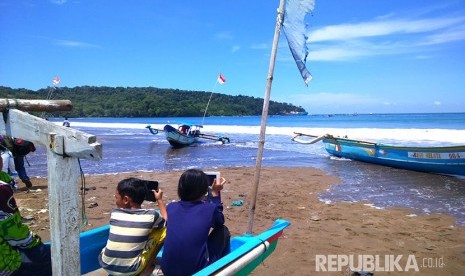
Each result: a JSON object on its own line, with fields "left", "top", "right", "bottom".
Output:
{"left": 78, "top": 219, "right": 290, "bottom": 275}
{"left": 163, "top": 124, "right": 197, "bottom": 147}
{"left": 323, "top": 137, "right": 465, "bottom": 176}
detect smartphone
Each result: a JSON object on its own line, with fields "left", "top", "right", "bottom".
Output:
{"left": 204, "top": 171, "right": 220, "bottom": 187}
{"left": 144, "top": 180, "right": 159, "bottom": 202}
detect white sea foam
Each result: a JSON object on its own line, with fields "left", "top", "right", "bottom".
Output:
{"left": 57, "top": 121, "right": 465, "bottom": 144}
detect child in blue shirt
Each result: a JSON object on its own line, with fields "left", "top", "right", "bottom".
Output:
{"left": 161, "top": 169, "right": 230, "bottom": 276}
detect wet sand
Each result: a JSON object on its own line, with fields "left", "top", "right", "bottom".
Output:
{"left": 14, "top": 167, "right": 465, "bottom": 275}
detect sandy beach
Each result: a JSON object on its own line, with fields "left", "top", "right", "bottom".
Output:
{"left": 14, "top": 167, "right": 465, "bottom": 275}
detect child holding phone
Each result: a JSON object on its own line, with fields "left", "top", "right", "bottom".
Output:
{"left": 99, "top": 178, "right": 167, "bottom": 276}
{"left": 161, "top": 169, "right": 230, "bottom": 276}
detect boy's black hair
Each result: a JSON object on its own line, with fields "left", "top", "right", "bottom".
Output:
{"left": 117, "top": 177, "right": 147, "bottom": 204}
{"left": 178, "top": 169, "right": 209, "bottom": 201}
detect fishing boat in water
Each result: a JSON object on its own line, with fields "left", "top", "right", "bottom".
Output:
{"left": 78, "top": 219, "right": 290, "bottom": 275}
{"left": 292, "top": 133, "right": 465, "bottom": 176}
{"left": 146, "top": 122, "right": 230, "bottom": 148}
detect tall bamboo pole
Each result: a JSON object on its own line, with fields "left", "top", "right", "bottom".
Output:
{"left": 247, "top": 0, "right": 286, "bottom": 234}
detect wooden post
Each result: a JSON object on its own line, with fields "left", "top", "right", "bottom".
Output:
{"left": 47, "top": 134, "right": 81, "bottom": 275}
{"left": 0, "top": 107, "right": 102, "bottom": 275}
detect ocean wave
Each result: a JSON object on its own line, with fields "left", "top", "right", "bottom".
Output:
{"left": 59, "top": 121, "right": 465, "bottom": 145}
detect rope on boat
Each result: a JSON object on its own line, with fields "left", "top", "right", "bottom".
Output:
{"left": 78, "top": 158, "right": 89, "bottom": 229}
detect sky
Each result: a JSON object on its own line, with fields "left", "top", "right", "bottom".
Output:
{"left": 1, "top": 0, "right": 465, "bottom": 115}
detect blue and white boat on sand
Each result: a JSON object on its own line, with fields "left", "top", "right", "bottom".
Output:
{"left": 77, "top": 219, "right": 290, "bottom": 275}
{"left": 292, "top": 133, "right": 465, "bottom": 177}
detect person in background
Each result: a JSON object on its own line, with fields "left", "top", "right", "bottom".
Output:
{"left": 161, "top": 169, "right": 230, "bottom": 276}
{"left": 1, "top": 148, "right": 17, "bottom": 176}
{"left": 63, "top": 117, "right": 70, "bottom": 127}
{"left": 13, "top": 155, "right": 32, "bottom": 190}
{"left": 0, "top": 136, "right": 34, "bottom": 190}
{"left": 0, "top": 158, "right": 52, "bottom": 276}
{"left": 99, "top": 178, "right": 167, "bottom": 276}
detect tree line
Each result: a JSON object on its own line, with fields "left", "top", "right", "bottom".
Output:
{"left": 0, "top": 86, "right": 306, "bottom": 117}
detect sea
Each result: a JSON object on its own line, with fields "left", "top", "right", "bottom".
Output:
{"left": 26, "top": 113, "right": 465, "bottom": 224}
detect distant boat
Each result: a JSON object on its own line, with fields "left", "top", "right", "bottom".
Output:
{"left": 146, "top": 122, "right": 230, "bottom": 148}
{"left": 282, "top": 111, "right": 308, "bottom": 116}
{"left": 292, "top": 133, "right": 465, "bottom": 176}
{"left": 78, "top": 219, "right": 290, "bottom": 275}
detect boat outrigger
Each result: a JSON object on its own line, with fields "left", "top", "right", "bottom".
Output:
{"left": 292, "top": 133, "right": 465, "bottom": 177}
{"left": 146, "top": 122, "right": 230, "bottom": 148}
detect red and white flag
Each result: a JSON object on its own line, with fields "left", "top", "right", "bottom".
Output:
{"left": 53, "top": 76, "right": 60, "bottom": 85}
{"left": 217, "top": 73, "right": 226, "bottom": 85}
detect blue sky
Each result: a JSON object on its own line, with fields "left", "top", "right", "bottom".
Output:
{"left": 1, "top": 0, "right": 464, "bottom": 114}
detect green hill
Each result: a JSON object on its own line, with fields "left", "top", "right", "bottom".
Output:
{"left": 0, "top": 86, "right": 306, "bottom": 117}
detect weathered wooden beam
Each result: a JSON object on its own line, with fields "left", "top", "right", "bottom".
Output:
{"left": 47, "top": 134, "right": 80, "bottom": 276}
{"left": 0, "top": 109, "right": 103, "bottom": 275}
{"left": 0, "top": 109, "right": 102, "bottom": 160}
{"left": 0, "top": 99, "right": 72, "bottom": 112}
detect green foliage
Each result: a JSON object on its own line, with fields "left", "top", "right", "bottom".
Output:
{"left": 0, "top": 86, "right": 306, "bottom": 117}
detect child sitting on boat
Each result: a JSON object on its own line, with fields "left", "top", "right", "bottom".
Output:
{"left": 98, "top": 178, "right": 167, "bottom": 276}
{"left": 160, "top": 169, "right": 230, "bottom": 275}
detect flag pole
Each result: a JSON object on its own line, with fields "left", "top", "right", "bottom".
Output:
{"left": 201, "top": 81, "right": 218, "bottom": 127}
{"left": 41, "top": 85, "right": 56, "bottom": 119}
{"left": 247, "top": 0, "right": 286, "bottom": 234}
{"left": 42, "top": 77, "right": 60, "bottom": 119}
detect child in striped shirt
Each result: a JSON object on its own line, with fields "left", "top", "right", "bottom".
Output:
{"left": 99, "top": 178, "right": 167, "bottom": 276}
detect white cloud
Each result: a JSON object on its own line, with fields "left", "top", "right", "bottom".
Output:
{"left": 250, "top": 43, "right": 269, "bottom": 50}
{"left": 423, "top": 26, "right": 465, "bottom": 45}
{"left": 305, "top": 14, "right": 465, "bottom": 62}
{"left": 415, "top": 55, "right": 431, "bottom": 59}
{"left": 309, "top": 17, "right": 465, "bottom": 42}
{"left": 275, "top": 92, "right": 384, "bottom": 113}
{"left": 434, "top": 101, "right": 441, "bottom": 106}
{"left": 54, "top": 39, "right": 100, "bottom": 48}
{"left": 215, "top": 31, "right": 234, "bottom": 40}
{"left": 49, "top": 0, "right": 67, "bottom": 4}
{"left": 309, "top": 47, "right": 365, "bottom": 61}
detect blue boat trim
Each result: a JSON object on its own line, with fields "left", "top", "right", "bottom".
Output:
{"left": 61, "top": 219, "right": 290, "bottom": 275}
{"left": 194, "top": 219, "right": 290, "bottom": 275}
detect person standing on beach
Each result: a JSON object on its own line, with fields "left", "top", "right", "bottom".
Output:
{"left": 0, "top": 159, "right": 18, "bottom": 192}
{"left": 0, "top": 136, "right": 34, "bottom": 189}
{"left": 1, "top": 148, "right": 17, "bottom": 176}
{"left": 0, "top": 157, "right": 52, "bottom": 276}
{"left": 63, "top": 117, "right": 70, "bottom": 127}
{"left": 13, "top": 155, "right": 33, "bottom": 190}
{"left": 161, "top": 169, "right": 230, "bottom": 276}
{"left": 99, "top": 178, "right": 167, "bottom": 276}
